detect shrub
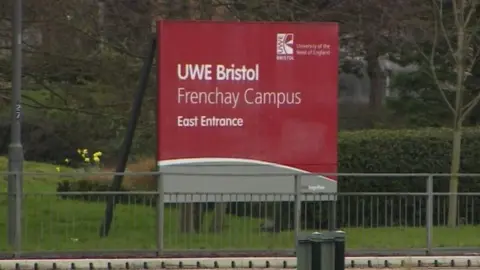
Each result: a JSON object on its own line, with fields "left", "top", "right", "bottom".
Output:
{"left": 56, "top": 179, "right": 156, "bottom": 206}
{"left": 57, "top": 127, "right": 480, "bottom": 229}
{"left": 82, "top": 158, "right": 156, "bottom": 190}
{"left": 338, "top": 127, "right": 480, "bottom": 192}
{"left": 297, "top": 127, "right": 480, "bottom": 229}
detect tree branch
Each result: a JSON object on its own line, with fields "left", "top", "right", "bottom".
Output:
{"left": 463, "top": 0, "right": 477, "bottom": 28}
{"left": 461, "top": 91, "right": 480, "bottom": 122}
{"left": 23, "top": 72, "right": 68, "bottom": 105}
{"left": 451, "top": 0, "right": 462, "bottom": 30}
{"left": 461, "top": 49, "right": 480, "bottom": 114}
{"left": 429, "top": 1, "right": 456, "bottom": 114}
{"left": 0, "top": 92, "right": 112, "bottom": 117}
{"left": 464, "top": 42, "right": 480, "bottom": 78}
{"left": 433, "top": 0, "right": 457, "bottom": 63}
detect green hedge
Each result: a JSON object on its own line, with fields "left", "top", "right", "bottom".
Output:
{"left": 338, "top": 127, "right": 480, "bottom": 192}
{"left": 56, "top": 127, "right": 480, "bottom": 229}
{"left": 229, "top": 128, "right": 480, "bottom": 229}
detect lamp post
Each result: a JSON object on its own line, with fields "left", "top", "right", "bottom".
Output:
{"left": 8, "top": 0, "right": 24, "bottom": 248}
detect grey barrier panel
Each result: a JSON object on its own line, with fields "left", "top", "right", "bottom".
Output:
{"left": 158, "top": 159, "right": 337, "bottom": 202}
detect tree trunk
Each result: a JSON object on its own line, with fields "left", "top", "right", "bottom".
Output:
{"left": 448, "top": 11, "right": 466, "bottom": 227}
{"left": 97, "top": 0, "right": 105, "bottom": 51}
{"left": 179, "top": 203, "right": 195, "bottom": 233}
{"left": 447, "top": 126, "right": 462, "bottom": 227}
{"left": 365, "top": 48, "right": 386, "bottom": 127}
{"left": 209, "top": 203, "right": 227, "bottom": 232}
{"left": 179, "top": 203, "right": 204, "bottom": 233}
{"left": 366, "top": 51, "right": 384, "bottom": 111}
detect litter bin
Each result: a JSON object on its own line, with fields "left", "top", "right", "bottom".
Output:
{"left": 296, "top": 231, "right": 345, "bottom": 270}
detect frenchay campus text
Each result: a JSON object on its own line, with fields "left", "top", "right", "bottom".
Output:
{"left": 175, "top": 63, "right": 302, "bottom": 127}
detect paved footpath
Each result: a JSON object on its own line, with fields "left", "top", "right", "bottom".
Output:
{"left": 138, "top": 268, "right": 477, "bottom": 270}
{"left": 1, "top": 256, "right": 480, "bottom": 269}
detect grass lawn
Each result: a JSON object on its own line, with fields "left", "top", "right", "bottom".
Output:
{"left": 0, "top": 157, "right": 479, "bottom": 252}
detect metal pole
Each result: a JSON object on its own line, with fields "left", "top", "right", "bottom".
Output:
{"left": 294, "top": 175, "right": 301, "bottom": 246}
{"left": 8, "top": 0, "right": 24, "bottom": 248}
{"left": 14, "top": 171, "right": 22, "bottom": 256}
{"left": 156, "top": 171, "right": 165, "bottom": 255}
{"left": 426, "top": 175, "right": 433, "bottom": 255}
{"left": 328, "top": 191, "right": 337, "bottom": 230}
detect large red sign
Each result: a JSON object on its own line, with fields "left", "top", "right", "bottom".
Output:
{"left": 157, "top": 21, "right": 338, "bottom": 178}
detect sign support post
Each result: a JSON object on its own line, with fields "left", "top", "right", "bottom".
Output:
{"left": 99, "top": 37, "right": 157, "bottom": 237}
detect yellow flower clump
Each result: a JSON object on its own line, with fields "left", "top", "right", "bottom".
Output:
{"left": 76, "top": 148, "right": 103, "bottom": 164}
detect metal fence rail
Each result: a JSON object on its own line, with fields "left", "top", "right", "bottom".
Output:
{"left": 1, "top": 171, "right": 480, "bottom": 258}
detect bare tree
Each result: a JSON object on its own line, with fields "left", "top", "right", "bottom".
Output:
{"left": 412, "top": 0, "right": 479, "bottom": 227}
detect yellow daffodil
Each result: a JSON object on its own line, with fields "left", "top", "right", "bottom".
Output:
{"left": 64, "top": 158, "right": 70, "bottom": 164}
{"left": 93, "top": 151, "right": 102, "bottom": 157}
{"left": 93, "top": 156, "right": 100, "bottom": 163}
{"left": 84, "top": 157, "right": 90, "bottom": 163}
{"left": 77, "top": 149, "right": 82, "bottom": 154}
{"left": 82, "top": 149, "right": 88, "bottom": 154}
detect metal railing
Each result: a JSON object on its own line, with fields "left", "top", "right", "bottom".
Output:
{"left": 1, "top": 171, "right": 480, "bottom": 257}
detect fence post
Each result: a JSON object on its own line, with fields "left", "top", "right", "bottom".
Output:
{"left": 156, "top": 171, "right": 165, "bottom": 256}
{"left": 14, "top": 170, "right": 22, "bottom": 257}
{"left": 328, "top": 194, "right": 337, "bottom": 231}
{"left": 426, "top": 175, "right": 433, "bottom": 255}
{"left": 294, "top": 174, "right": 301, "bottom": 246}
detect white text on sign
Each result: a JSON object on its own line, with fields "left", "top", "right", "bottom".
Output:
{"left": 177, "top": 64, "right": 259, "bottom": 81}
{"left": 177, "top": 87, "right": 301, "bottom": 109}
{"left": 177, "top": 116, "right": 244, "bottom": 127}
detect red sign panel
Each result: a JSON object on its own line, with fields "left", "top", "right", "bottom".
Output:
{"left": 157, "top": 21, "right": 338, "bottom": 177}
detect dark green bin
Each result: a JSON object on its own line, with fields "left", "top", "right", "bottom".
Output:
{"left": 296, "top": 231, "right": 345, "bottom": 270}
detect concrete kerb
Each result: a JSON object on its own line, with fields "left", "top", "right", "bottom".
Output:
{"left": 1, "top": 256, "right": 480, "bottom": 269}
